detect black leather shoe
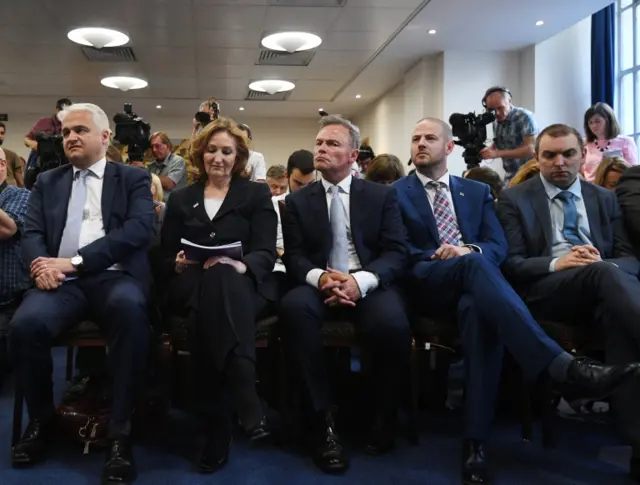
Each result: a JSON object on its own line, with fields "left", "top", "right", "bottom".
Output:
{"left": 365, "top": 411, "right": 396, "bottom": 456}
{"left": 101, "top": 438, "right": 137, "bottom": 485}
{"left": 12, "top": 419, "right": 54, "bottom": 468}
{"left": 559, "top": 357, "right": 640, "bottom": 406}
{"left": 312, "top": 409, "right": 349, "bottom": 474}
{"left": 461, "top": 439, "right": 490, "bottom": 485}
{"left": 247, "top": 419, "right": 270, "bottom": 442}
{"left": 198, "top": 428, "right": 232, "bottom": 474}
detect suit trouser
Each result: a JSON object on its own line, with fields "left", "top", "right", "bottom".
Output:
{"left": 9, "top": 272, "right": 149, "bottom": 427}
{"left": 411, "top": 252, "right": 564, "bottom": 441}
{"left": 522, "top": 262, "right": 640, "bottom": 447}
{"left": 279, "top": 284, "right": 412, "bottom": 415}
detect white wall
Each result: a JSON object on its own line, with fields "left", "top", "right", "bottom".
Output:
{"left": 1, "top": 115, "right": 320, "bottom": 168}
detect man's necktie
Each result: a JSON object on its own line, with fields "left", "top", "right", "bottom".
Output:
{"left": 555, "top": 191, "right": 583, "bottom": 246}
{"left": 328, "top": 185, "right": 349, "bottom": 273}
{"left": 427, "top": 181, "right": 461, "bottom": 246}
{"left": 58, "top": 170, "right": 89, "bottom": 258}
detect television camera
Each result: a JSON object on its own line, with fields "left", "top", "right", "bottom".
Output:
{"left": 448, "top": 110, "right": 496, "bottom": 170}
{"left": 113, "top": 103, "right": 151, "bottom": 162}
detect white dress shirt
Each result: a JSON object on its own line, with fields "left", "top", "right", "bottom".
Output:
{"left": 204, "top": 198, "right": 224, "bottom": 220}
{"left": 272, "top": 192, "right": 287, "bottom": 273}
{"left": 247, "top": 151, "right": 267, "bottom": 182}
{"left": 71, "top": 158, "right": 120, "bottom": 271}
{"left": 305, "top": 174, "right": 379, "bottom": 298}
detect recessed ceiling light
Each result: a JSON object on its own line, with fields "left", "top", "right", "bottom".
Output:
{"left": 156, "top": 105, "right": 162, "bottom": 109}
{"left": 536, "top": 20, "right": 544, "bottom": 26}
{"left": 248, "top": 80, "right": 295, "bottom": 95}
{"left": 428, "top": 29, "right": 436, "bottom": 35}
{"left": 67, "top": 27, "right": 129, "bottom": 49}
{"left": 261, "top": 32, "right": 322, "bottom": 53}
{"left": 319, "top": 108, "right": 324, "bottom": 111}
{"left": 239, "top": 106, "right": 245, "bottom": 111}
{"left": 355, "top": 94, "right": 361, "bottom": 99}
{"left": 100, "top": 76, "right": 148, "bottom": 91}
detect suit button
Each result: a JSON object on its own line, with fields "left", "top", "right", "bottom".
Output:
{"left": 209, "top": 232, "right": 215, "bottom": 238}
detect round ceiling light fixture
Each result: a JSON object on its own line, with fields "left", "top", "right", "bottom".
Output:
{"left": 67, "top": 27, "right": 129, "bottom": 49}
{"left": 248, "top": 80, "right": 295, "bottom": 95}
{"left": 261, "top": 32, "right": 322, "bottom": 53}
{"left": 536, "top": 20, "right": 544, "bottom": 26}
{"left": 100, "top": 76, "right": 148, "bottom": 91}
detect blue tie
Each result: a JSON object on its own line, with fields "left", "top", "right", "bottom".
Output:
{"left": 58, "top": 170, "right": 89, "bottom": 258}
{"left": 328, "top": 185, "right": 349, "bottom": 273}
{"left": 555, "top": 191, "right": 583, "bottom": 246}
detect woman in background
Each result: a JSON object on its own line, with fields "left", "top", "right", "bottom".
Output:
{"left": 508, "top": 159, "right": 540, "bottom": 187}
{"left": 150, "top": 174, "right": 165, "bottom": 244}
{"left": 593, "top": 156, "right": 629, "bottom": 191}
{"left": 365, "top": 154, "right": 404, "bottom": 184}
{"left": 582, "top": 102, "right": 637, "bottom": 182}
{"left": 463, "top": 167, "right": 503, "bottom": 200}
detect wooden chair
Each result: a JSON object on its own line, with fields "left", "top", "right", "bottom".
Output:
{"left": 12, "top": 321, "right": 107, "bottom": 446}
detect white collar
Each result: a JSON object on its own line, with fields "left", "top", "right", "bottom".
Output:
{"left": 321, "top": 174, "right": 352, "bottom": 195}
{"left": 415, "top": 170, "right": 450, "bottom": 189}
{"left": 72, "top": 158, "right": 107, "bottom": 179}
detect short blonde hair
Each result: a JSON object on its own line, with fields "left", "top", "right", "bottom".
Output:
{"left": 509, "top": 159, "right": 540, "bottom": 187}
{"left": 594, "top": 156, "right": 628, "bottom": 188}
{"left": 150, "top": 173, "right": 164, "bottom": 202}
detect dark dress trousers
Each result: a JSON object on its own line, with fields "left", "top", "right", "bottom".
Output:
{"left": 498, "top": 175, "right": 640, "bottom": 446}
{"left": 279, "top": 177, "right": 412, "bottom": 414}
{"left": 10, "top": 162, "right": 154, "bottom": 426}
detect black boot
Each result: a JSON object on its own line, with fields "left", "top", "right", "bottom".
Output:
{"left": 198, "top": 415, "right": 233, "bottom": 474}
{"left": 101, "top": 437, "right": 137, "bottom": 485}
{"left": 12, "top": 418, "right": 54, "bottom": 467}
{"left": 365, "top": 409, "right": 397, "bottom": 456}
{"left": 461, "top": 439, "right": 490, "bottom": 485}
{"left": 312, "top": 408, "right": 349, "bottom": 474}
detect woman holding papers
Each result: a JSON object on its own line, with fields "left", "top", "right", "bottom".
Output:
{"left": 161, "top": 118, "right": 277, "bottom": 473}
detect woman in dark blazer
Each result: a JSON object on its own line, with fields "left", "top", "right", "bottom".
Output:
{"left": 161, "top": 118, "right": 277, "bottom": 473}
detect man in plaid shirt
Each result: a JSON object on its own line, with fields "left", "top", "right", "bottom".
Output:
{"left": 480, "top": 87, "right": 538, "bottom": 184}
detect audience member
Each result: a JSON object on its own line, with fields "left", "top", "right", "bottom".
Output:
{"left": 280, "top": 115, "right": 411, "bottom": 474}
{"left": 508, "top": 158, "right": 539, "bottom": 187}
{"left": 357, "top": 137, "right": 375, "bottom": 177}
{"left": 365, "top": 154, "right": 404, "bottom": 185}
{"left": 594, "top": 156, "right": 628, "bottom": 191}
{"left": 266, "top": 164, "right": 288, "bottom": 197}
{"left": 148, "top": 132, "right": 187, "bottom": 202}
{"left": 0, "top": 123, "right": 25, "bottom": 187}
{"left": 480, "top": 87, "right": 537, "bottom": 183}
{"left": 616, "top": 165, "right": 640, "bottom": 257}
{"left": 106, "top": 144, "right": 123, "bottom": 163}
{"left": 23, "top": 98, "right": 71, "bottom": 153}
{"left": 463, "top": 166, "right": 503, "bottom": 200}
{"left": 497, "top": 123, "right": 640, "bottom": 481}
{"left": 10, "top": 103, "right": 154, "bottom": 484}
{"left": 582, "top": 102, "right": 637, "bottom": 182}
{"left": 150, "top": 174, "right": 165, "bottom": 245}
{"left": 238, "top": 124, "right": 266, "bottom": 182}
{"left": 191, "top": 97, "right": 220, "bottom": 140}
{"left": 394, "top": 117, "right": 639, "bottom": 485}
{"left": 161, "top": 118, "right": 277, "bottom": 473}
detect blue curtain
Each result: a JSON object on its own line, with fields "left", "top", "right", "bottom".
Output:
{"left": 591, "top": 3, "right": 616, "bottom": 107}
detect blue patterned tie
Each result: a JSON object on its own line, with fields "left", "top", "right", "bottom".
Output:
{"left": 58, "top": 170, "right": 89, "bottom": 258}
{"left": 427, "top": 181, "right": 461, "bottom": 245}
{"left": 328, "top": 185, "right": 349, "bottom": 273}
{"left": 555, "top": 191, "right": 583, "bottom": 246}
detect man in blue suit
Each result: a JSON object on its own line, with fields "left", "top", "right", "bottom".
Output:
{"left": 394, "top": 118, "right": 639, "bottom": 485}
{"left": 498, "top": 123, "right": 640, "bottom": 482}
{"left": 10, "top": 103, "right": 154, "bottom": 485}
{"left": 280, "top": 115, "right": 411, "bottom": 474}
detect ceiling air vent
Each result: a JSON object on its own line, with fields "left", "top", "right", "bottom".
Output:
{"left": 256, "top": 49, "right": 314, "bottom": 66}
{"left": 81, "top": 46, "right": 137, "bottom": 62}
{"left": 245, "top": 89, "right": 292, "bottom": 101}
{"left": 268, "top": 0, "right": 346, "bottom": 6}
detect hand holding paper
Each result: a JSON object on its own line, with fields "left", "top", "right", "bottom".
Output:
{"left": 180, "top": 238, "right": 243, "bottom": 262}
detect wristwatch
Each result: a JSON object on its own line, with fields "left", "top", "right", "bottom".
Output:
{"left": 71, "top": 255, "right": 84, "bottom": 271}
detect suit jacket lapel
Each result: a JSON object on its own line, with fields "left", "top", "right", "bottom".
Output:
{"left": 309, "top": 181, "right": 331, "bottom": 256}
{"left": 349, "top": 178, "right": 365, "bottom": 257}
{"left": 407, "top": 173, "right": 440, "bottom": 244}
{"left": 449, "top": 176, "right": 469, "bottom": 240}
{"left": 213, "top": 176, "right": 247, "bottom": 222}
{"left": 581, "top": 182, "right": 605, "bottom": 252}
{"left": 53, "top": 167, "right": 74, "bottom": 252}
{"left": 530, "top": 177, "right": 553, "bottom": 253}
{"left": 101, "top": 162, "right": 118, "bottom": 232}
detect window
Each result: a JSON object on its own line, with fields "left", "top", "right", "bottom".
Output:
{"left": 618, "top": 0, "right": 640, "bottom": 145}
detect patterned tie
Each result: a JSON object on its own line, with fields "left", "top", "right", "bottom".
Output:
{"left": 58, "top": 170, "right": 89, "bottom": 258}
{"left": 427, "top": 181, "right": 461, "bottom": 245}
{"left": 328, "top": 185, "right": 349, "bottom": 273}
{"left": 555, "top": 191, "right": 583, "bottom": 246}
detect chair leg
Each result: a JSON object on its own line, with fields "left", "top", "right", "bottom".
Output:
{"left": 407, "top": 348, "right": 420, "bottom": 445}
{"left": 12, "top": 380, "right": 24, "bottom": 446}
{"left": 541, "top": 379, "right": 557, "bottom": 449}
{"left": 519, "top": 372, "right": 533, "bottom": 442}
{"left": 65, "top": 346, "right": 74, "bottom": 383}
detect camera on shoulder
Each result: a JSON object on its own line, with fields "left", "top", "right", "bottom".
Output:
{"left": 113, "top": 103, "right": 151, "bottom": 163}
{"left": 448, "top": 110, "right": 496, "bottom": 170}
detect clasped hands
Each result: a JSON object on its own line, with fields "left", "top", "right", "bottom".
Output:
{"left": 431, "top": 244, "right": 472, "bottom": 260}
{"left": 30, "top": 257, "right": 74, "bottom": 291}
{"left": 175, "top": 250, "right": 247, "bottom": 274}
{"left": 555, "top": 245, "right": 601, "bottom": 271}
{"left": 319, "top": 268, "right": 361, "bottom": 307}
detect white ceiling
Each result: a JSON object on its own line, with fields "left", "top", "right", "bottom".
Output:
{"left": 0, "top": 0, "right": 612, "bottom": 120}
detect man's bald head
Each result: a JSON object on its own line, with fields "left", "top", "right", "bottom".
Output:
{"left": 415, "top": 117, "right": 453, "bottom": 141}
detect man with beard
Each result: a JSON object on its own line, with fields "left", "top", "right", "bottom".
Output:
{"left": 393, "top": 117, "right": 640, "bottom": 485}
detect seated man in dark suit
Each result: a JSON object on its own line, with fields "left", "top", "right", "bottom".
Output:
{"left": 280, "top": 115, "right": 411, "bottom": 474}
{"left": 10, "top": 103, "right": 154, "bottom": 484}
{"left": 498, "top": 123, "right": 640, "bottom": 482}
{"left": 616, "top": 164, "right": 640, "bottom": 259}
{"left": 394, "top": 118, "right": 639, "bottom": 485}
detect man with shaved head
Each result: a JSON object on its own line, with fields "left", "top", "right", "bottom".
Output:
{"left": 393, "top": 117, "right": 640, "bottom": 485}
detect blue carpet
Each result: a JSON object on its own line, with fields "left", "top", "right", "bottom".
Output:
{"left": 0, "top": 350, "right": 636, "bottom": 485}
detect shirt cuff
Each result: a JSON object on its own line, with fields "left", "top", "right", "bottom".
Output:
{"left": 306, "top": 268, "right": 325, "bottom": 289}
{"left": 351, "top": 271, "right": 379, "bottom": 299}
{"left": 463, "top": 244, "right": 482, "bottom": 254}
{"left": 549, "top": 258, "right": 559, "bottom": 273}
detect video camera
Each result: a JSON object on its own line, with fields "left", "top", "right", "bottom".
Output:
{"left": 113, "top": 103, "right": 151, "bottom": 162}
{"left": 23, "top": 132, "right": 68, "bottom": 189}
{"left": 448, "top": 110, "right": 496, "bottom": 170}
{"left": 194, "top": 99, "right": 220, "bottom": 128}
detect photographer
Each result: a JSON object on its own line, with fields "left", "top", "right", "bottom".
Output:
{"left": 23, "top": 98, "right": 71, "bottom": 153}
{"left": 191, "top": 97, "right": 219, "bottom": 140}
{"left": 479, "top": 87, "right": 537, "bottom": 182}
{"left": 148, "top": 132, "right": 186, "bottom": 202}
